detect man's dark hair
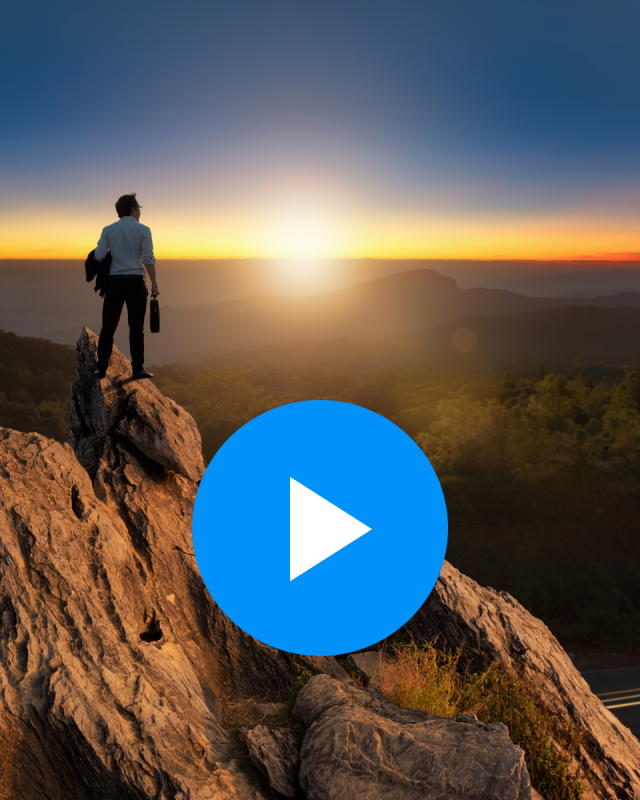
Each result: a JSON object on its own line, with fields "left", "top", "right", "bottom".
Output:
{"left": 115, "top": 193, "right": 140, "bottom": 218}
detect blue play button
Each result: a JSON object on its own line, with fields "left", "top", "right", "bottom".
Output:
{"left": 192, "top": 400, "right": 447, "bottom": 656}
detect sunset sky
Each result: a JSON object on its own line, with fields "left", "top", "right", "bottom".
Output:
{"left": 2, "top": 0, "right": 639, "bottom": 261}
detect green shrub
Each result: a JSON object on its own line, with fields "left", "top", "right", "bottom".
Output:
{"left": 468, "top": 662, "right": 584, "bottom": 800}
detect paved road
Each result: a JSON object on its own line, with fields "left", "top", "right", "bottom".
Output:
{"left": 581, "top": 665, "right": 640, "bottom": 740}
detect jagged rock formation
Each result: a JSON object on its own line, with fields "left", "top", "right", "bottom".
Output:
{"left": 294, "top": 674, "right": 533, "bottom": 800}
{"left": 0, "top": 327, "right": 638, "bottom": 799}
{"left": 0, "top": 329, "right": 336, "bottom": 800}
{"left": 0, "top": 426, "right": 257, "bottom": 800}
{"left": 405, "top": 563, "right": 640, "bottom": 799}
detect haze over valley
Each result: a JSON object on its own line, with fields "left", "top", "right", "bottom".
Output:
{"left": 5, "top": 260, "right": 640, "bottom": 369}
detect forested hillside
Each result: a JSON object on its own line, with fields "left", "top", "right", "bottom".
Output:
{"left": 152, "top": 362, "right": 640, "bottom": 651}
{"left": 0, "top": 329, "right": 75, "bottom": 441}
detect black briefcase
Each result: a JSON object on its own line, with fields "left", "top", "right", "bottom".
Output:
{"left": 150, "top": 298, "right": 160, "bottom": 333}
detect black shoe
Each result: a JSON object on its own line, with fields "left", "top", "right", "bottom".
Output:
{"left": 94, "top": 369, "right": 107, "bottom": 379}
{"left": 132, "top": 369, "right": 154, "bottom": 379}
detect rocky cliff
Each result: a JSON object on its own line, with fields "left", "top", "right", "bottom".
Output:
{"left": 0, "top": 328, "right": 637, "bottom": 799}
{"left": 0, "top": 330, "right": 341, "bottom": 799}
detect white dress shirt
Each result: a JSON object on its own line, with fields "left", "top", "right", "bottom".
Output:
{"left": 94, "top": 216, "right": 156, "bottom": 276}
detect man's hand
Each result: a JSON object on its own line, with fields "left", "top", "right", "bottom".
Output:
{"left": 151, "top": 282, "right": 160, "bottom": 298}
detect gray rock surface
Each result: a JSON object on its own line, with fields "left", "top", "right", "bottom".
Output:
{"left": 294, "top": 674, "right": 532, "bottom": 800}
{"left": 346, "top": 649, "right": 388, "bottom": 684}
{"left": 245, "top": 725, "right": 300, "bottom": 798}
{"left": 404, "top": 561, "right": 640, "bottom": 799}
{"left": 305, "top": 654, "right": 353, "bottom": 684}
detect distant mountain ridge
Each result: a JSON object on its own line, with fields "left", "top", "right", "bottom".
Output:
{"left": 7, "top": 302, "right": 640, "bottom": 381}
{"left": 45, "top": 267, "right": 640, "bottom": 365}
{"left": 485, "top": 266, "right": 640, "bottom": 297}
{"left": 193, "top": 305, "right": 640, "bottom": 377}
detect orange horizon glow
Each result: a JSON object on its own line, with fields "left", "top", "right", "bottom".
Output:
{"left": 2, "top": 200, "right": 639, "bottom": 263}
{"left": 2, "top": 240, "right": 638, "bottom": 264}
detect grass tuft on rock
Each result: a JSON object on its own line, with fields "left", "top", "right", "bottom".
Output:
{"left": 378, "top": 642, "right": 585, "bottom": 800}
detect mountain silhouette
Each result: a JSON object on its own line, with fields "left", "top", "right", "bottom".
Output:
{"left": 194, "top": 305, "right": 640, "bottom": 376}
{"left": 44, "top": 268, "right": 640, "bottom": 365}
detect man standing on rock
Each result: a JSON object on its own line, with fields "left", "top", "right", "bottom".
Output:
{"left": 93, "top": 193, "right": 159, "bottom": 380}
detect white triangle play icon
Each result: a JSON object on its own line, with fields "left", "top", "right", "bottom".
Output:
{"left": 290, "top": 478, "right": 371, "bottom": 581}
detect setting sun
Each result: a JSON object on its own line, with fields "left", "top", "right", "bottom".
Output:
{"left": 260, "top": 207, "right": 346, "bottom": 260}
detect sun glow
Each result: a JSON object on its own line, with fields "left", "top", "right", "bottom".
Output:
{"left": 261, "top": 208, "right": 347, "bottom": 260}
{"left": 2, "top": 192, "right": 640, "bottom": 263}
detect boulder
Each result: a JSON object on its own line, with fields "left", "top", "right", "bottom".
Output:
{"left": 245, "top": 725, "right": 300, "bottom": 798}
{"left": 294, "top": 674, "right": 532, "bottom": 800}
{"left": 404, "top": 561, "right": 640, "bottom": 799}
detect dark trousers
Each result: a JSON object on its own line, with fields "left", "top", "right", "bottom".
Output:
{"left": 97, "top": 276, "right": 148, "bottom": 373}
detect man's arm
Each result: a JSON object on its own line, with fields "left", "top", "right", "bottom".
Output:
{"left": 94, "top": 228, "right": 109, "bottom": 263}
{"left": 141, "top": 227, "right": 159, "bottom": 296}
{"left": 145, "top": 263, "right": 159, "bottom": 296}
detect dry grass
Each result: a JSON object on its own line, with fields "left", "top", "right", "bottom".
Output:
{"left": 221, "top": 692, "right": 289, "bottom": 729}
{"left": 219, "top": 690, "right": 291, "bottom": 760}
{"left": 377, "top": 642, "right": 477, "bottom": 717}
{"left": 376, "top": 641, "right": 586, "bottom": 800}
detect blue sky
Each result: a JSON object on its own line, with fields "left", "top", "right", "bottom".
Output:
{"left": 2, "top": 0, "right": 640, "bottom": 259}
